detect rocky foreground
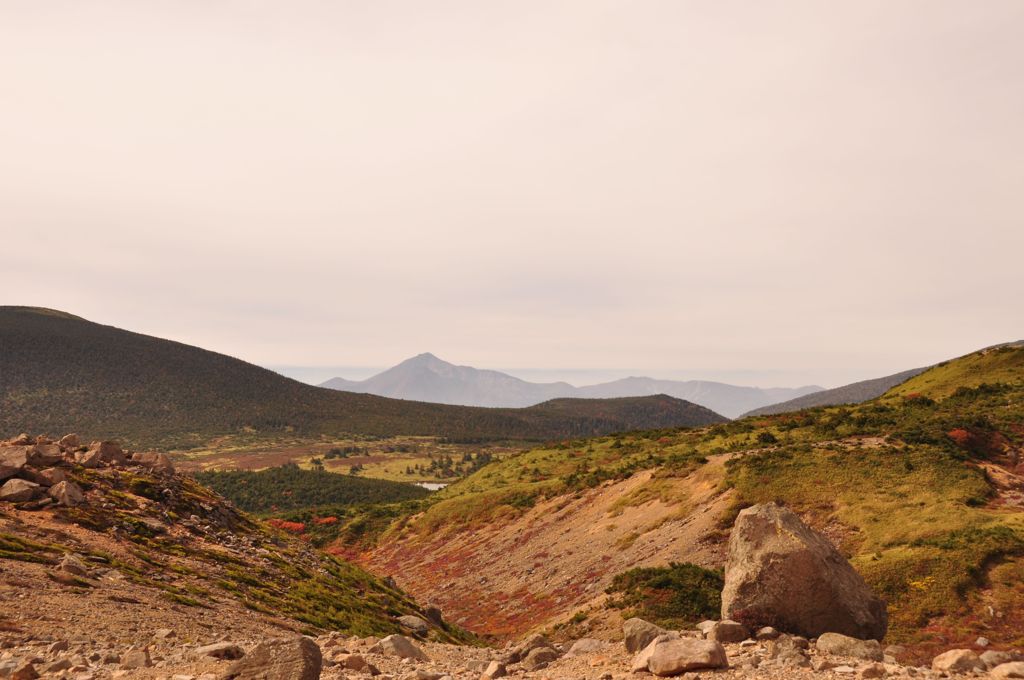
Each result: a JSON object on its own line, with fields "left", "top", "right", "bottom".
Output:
{"left": 3, "top": 434, "right": 1024, "bottom": 679}
{"left": 2, "top": 620, "right": 1023, "bottom": 679}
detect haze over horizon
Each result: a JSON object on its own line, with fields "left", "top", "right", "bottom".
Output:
{"left": 3, "top": 1, "right": 1022, "bottom": 388}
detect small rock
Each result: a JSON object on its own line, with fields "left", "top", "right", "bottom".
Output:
{"left": 708, "top": 620, "right": 749, "bottom": 643}
{"left": 481, "top": 660, "right": 506, "bottom": 679}
{"left": 131, "top": 451, "right": 175, "bottom": 473}
{"left": 931, "top": 648, "right": 984, "bottom": 673}
{"left": 520, "top": 647, "right": 558, "bottom": 671}
{"left": 369, "top": 635, "right": 428, "bottom": 661}
{"left": 49, "top": 480, "right": 85, "bottom": 507}
{"left": 859, "top": 662, "right": 887, "bottom": 678}
{"left": 991, "top": 662, "right": 1024, "bottom": 679}
{"left": 398, "top": 615, "right": 430, "bottom": 636}
{"left": 755, "top": 626, "right": 781, "bottom": 640}
{"left": 0, "top": 478, "right": 42, "bottom": 502}
{"left": 623, "top": 618, "right": 667, "bottom": 653}
{"left": 120, "top": 648, "right": 152, "bottom": 669}
{"left": 565, "top": 639, "right": 606, "bottom": 656}
{"left": 816, "top": 632, "right": 884, "bottom": 661}
{"left": 196, "top": 642, "right": 244, "bottom": 659}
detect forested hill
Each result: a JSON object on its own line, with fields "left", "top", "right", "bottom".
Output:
{"left": 0, "top": 307, "right": 726, "bottom": 448}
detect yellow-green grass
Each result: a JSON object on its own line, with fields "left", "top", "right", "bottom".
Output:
{"left": 724, "top": 443, "right": 1024, "bottom": 648}
{"left": 887, "top": 345, "right": 1024, "bottom": 400}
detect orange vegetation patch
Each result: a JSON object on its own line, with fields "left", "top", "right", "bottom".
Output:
{"left": 266, "top": 519, "right": 305, "bottom": 534}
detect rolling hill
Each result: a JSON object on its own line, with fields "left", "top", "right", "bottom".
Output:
{"left": 355, "top": 342, "right": 1024, "bottom": 658}
{"left": 0, "top": 307, "right": 725, "bottom": 448}
{"left": 320, "top": 353, "right": 821, "bottom": 418}
{"left": 740, "top": 367, "right": 928, "bottom": 417}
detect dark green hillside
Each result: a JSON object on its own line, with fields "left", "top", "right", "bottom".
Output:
{"left": 194, "top": 463, "right": 430, "bottom": 513}
{"left": 0, "top": 307, "right": 725, "bottom": 448}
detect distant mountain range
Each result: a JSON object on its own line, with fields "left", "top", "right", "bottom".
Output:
{"left": 0, "top": 307, "right": 726, "bottom": 448}
{"left": 320, "top": 353, "right": 823, "bottom": 418}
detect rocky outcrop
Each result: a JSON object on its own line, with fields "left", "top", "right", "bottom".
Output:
{"left": 721, "top": 503, "right": 887, "bottom": 640}
{"left": 131, "top": 451, "right": 175, "bottom": 473}
{"left": 225, "top": 637, "right": 321, "bottom": 680}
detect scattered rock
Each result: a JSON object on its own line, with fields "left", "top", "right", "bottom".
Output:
{"left": 369, "top": 635, "right": 429, "bottom": 661}
{"left": 721, "top": 502, "right": 888, "bottom": 640}
{"left": 58, "top": 433, "right": 80, "bottom": 450}
{"left": 423, "top": 605, "right": 444, "bottom": 627}
{"left": 992, "top": 662, "right": 1024, "bottom": 679}
{"left": 983, "top": 651, "right": 1024, "bottom": 669}
{"left": 623, "top": 617, "right": 667, "bottom": 653}
{"left": 481, "top": 660, "right": 506, "bottom": 679}
{"left": 0, "top": 478, "right": 42, "bottom": 502}
{"left": 39, "top": 468, "right": 68, "bottom": 485}
{"left": 121, "top": 647, "right": 153, "bottom": 669}
{"left": 29, "top": 444, "right": 63, "bottom": 466}
{"left": 708, "top": 620, "right": 749, "bottom": 643}
{"left": 931, "top": 648, "right": 984, "bottom": 673}
{"left": 131, "top": 451, "right": 175, "bottom": 473}
{"left": 0, "top": 447, "right": 29, "bottom": 481}
{"left": 565, "top": 638, "right": 606, "bottom": 656}
{"left": 49, "top": 480, "right": 85, "bottom": 506}
{"left": 520, "top": 646, "right": 559, "bottom": 671}
{"left": 755, "top": 626, "right": 781, "bottom": 640}
{"left": 816, "top": 632, "right": 884, "bottom": 661}
{"left": 634, "top": 636, "right": 728, "bottom": 676}
{"left": 398, "top": 615, "right": 430, "bottom": 636}
{"left": 196, "top": 642, "right": 245, "bottom": 659}
{"left": 224, "top": 637, "right": 321, "bottom": 680}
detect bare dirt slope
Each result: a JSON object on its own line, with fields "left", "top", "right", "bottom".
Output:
{"left": 364, "top": 457, "right": 735, "bottom": 638}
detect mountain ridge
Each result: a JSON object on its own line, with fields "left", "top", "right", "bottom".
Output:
{"left": 320, "top": 353, "right": 822, "bottom": 418}
{"left": 0, "top": 307, "right": 725, "bottom": 448}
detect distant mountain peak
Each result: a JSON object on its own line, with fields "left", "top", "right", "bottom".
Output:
{"left": 320, "top": 355, "right": 824, "bottom": 417}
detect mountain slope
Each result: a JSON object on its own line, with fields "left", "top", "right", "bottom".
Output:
{"left": 358, "top": 343, "right": 1024, "bottom": 658}
{"left": 0, "top": 307, "right": 725, "bottom": 448}
{"left": 323, "top": 353, "right": 576, "bottom": 407}
{"left": 576, "top": 377, "right": 821, "bottom": 419}
{"left": 321, "top": 353, "right": 820, "bottom": 418}
{"left": 740, "top": 367, "right": 927, "bottom": 417}
{"left": 0, "top": 434, "right": 470, "bottom": 642}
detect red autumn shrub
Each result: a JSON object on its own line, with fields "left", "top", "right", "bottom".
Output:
{"left": 314, "top": 516, "right": 338, "bottom": 526}
{"left": 267, "top": 518, "right": 306, "bottom": 533}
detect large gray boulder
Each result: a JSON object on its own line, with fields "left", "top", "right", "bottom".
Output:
{"left": 721, "top": 503, "right": 887, "bottom": 640}
{"left": 225, "top": 637, "right": 321, "bottom": 680}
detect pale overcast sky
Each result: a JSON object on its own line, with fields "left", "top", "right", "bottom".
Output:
{"left": 2, "top": 1, "right": 1022, "bottom": 388}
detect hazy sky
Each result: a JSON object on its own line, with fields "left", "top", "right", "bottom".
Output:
{"left": 2, "top": 1, "right": 1022, "bottom": 388}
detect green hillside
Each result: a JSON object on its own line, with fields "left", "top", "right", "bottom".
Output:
{"left": 194, "top": 463, "right": 431, "bottom": 513}
{"left": 372, "top": 344, "right": 1024, "bottom": 654}
{"left": 0, "top": 307, "right": 725, "bottom": 448}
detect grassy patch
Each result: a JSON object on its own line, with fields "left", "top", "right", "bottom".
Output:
{"left": 605, "top": 562, "right": 723, "bottom": 629}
